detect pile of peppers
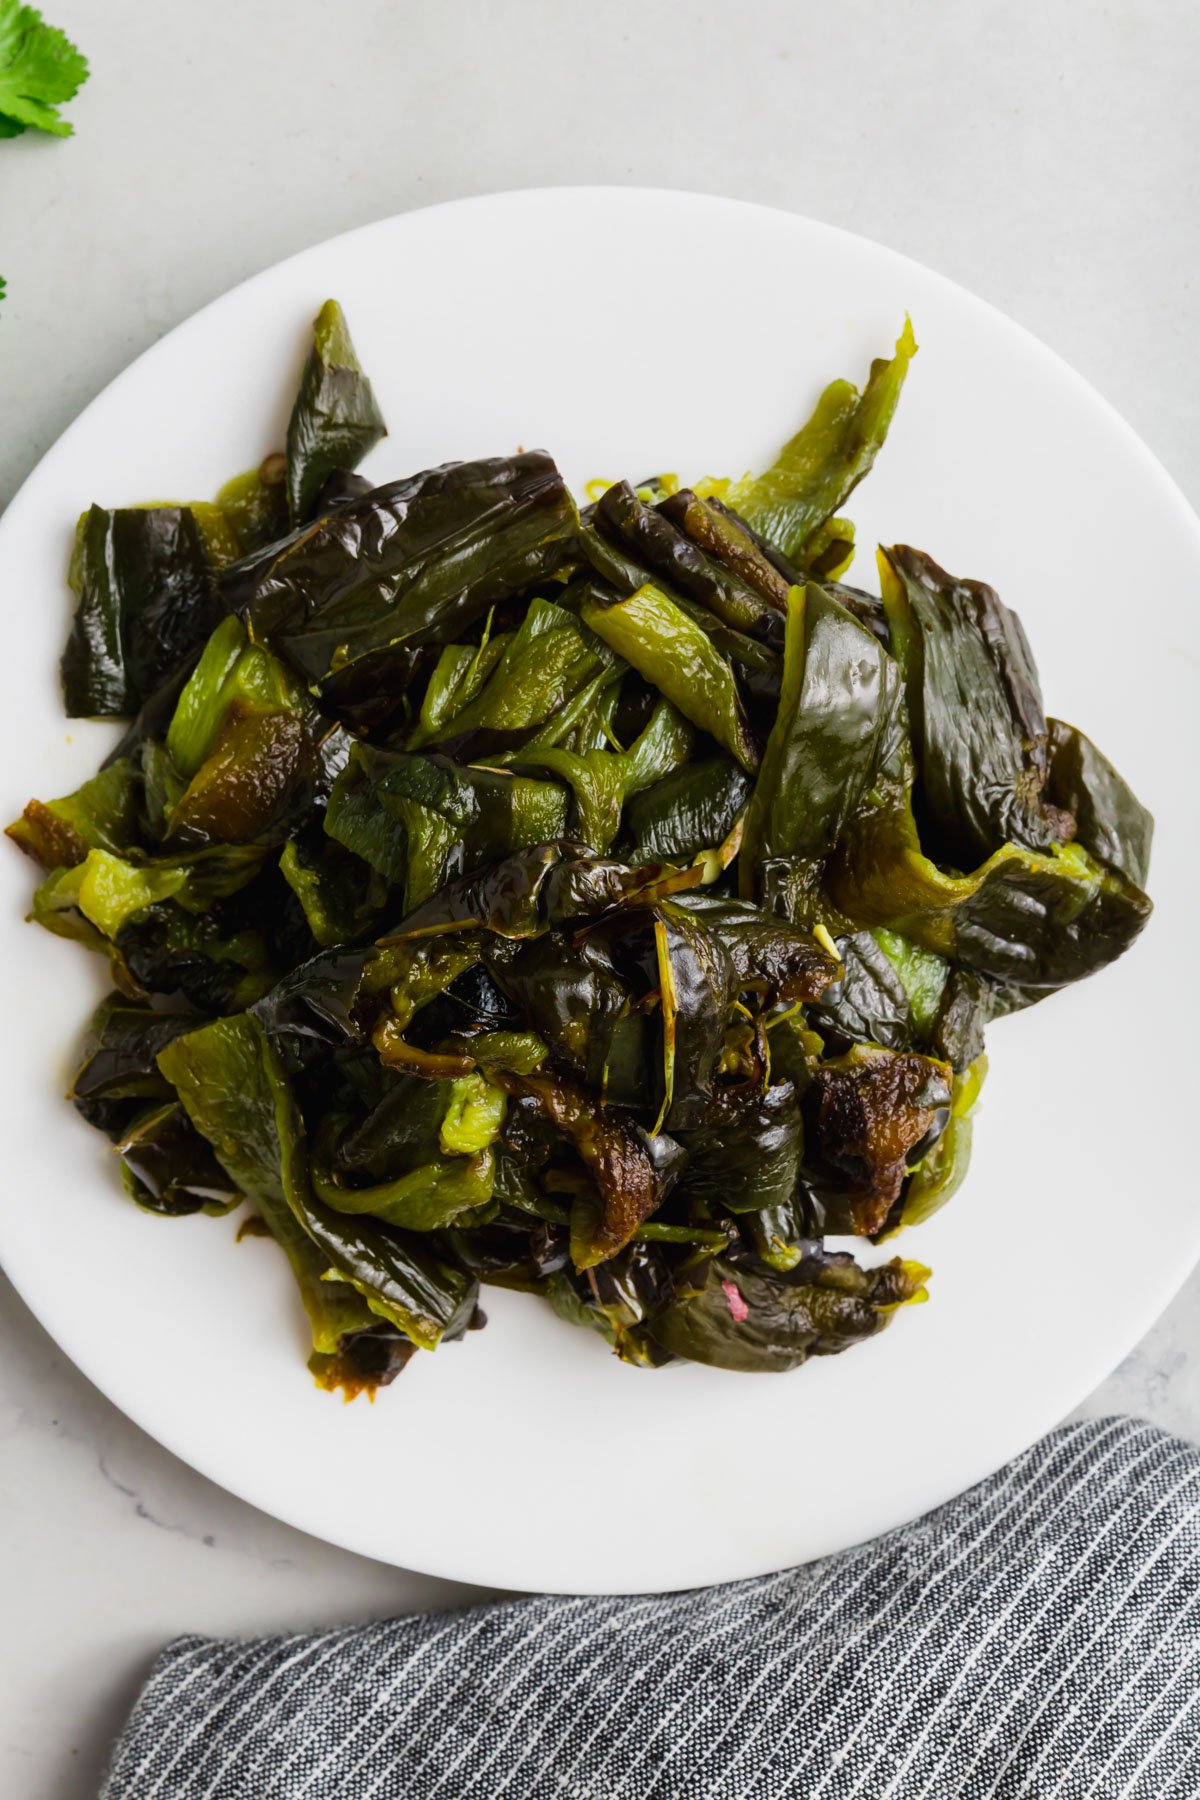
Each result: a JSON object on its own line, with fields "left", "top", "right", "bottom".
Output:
{"left": 7, "top": 303, "right": 1153, "bottom": 1392}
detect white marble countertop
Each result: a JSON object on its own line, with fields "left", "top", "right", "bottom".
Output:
{"left": 2, "top": 3, "right": 1198, "bottom": 1792}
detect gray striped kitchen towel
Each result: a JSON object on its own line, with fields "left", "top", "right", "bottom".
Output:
{"left": 102, "top": 1416, "right": 1200, "bottom": 1799}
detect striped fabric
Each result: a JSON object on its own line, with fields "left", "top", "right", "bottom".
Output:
{"left": 102, "top": 1417, "right": 1200, "bottom": 1799}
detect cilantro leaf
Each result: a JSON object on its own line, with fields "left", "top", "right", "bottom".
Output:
{"left": 0, "top": 0, "right": 88, "bottom": 138}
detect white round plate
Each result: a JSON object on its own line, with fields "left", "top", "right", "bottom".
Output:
{"left": 1, "top": 189, "right": 1197, "bottom": 1595}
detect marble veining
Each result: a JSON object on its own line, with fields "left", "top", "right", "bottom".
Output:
{"left": 96, "top": 1456, "right": 220, "bottom": 1549}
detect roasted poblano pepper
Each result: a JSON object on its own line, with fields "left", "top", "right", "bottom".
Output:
{"left": 582, "top": 582, "right": 760, "bottom": 771}
{"left": 286, "top": 298, "right": 387, "bottom": 525}
{"left": 878, "top": 545, "right": 1071, "bottom": 865}
{"left": 236, "top": 453, "right": 580, "bottom": 705}
{"left": 8, "top": 303, "right": 1153, "bottom": 1394}
{"left": 62, "top": 505, "right": 233, "bottom": 718}
{"left": 741, "top": 582, "right": 906, "bottom": 904}
{"left": 647, "top": 1250, "right": 929, "bottom": 1373}
{"left": 729, "top": 319, "right": 917, "bottom": 564}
